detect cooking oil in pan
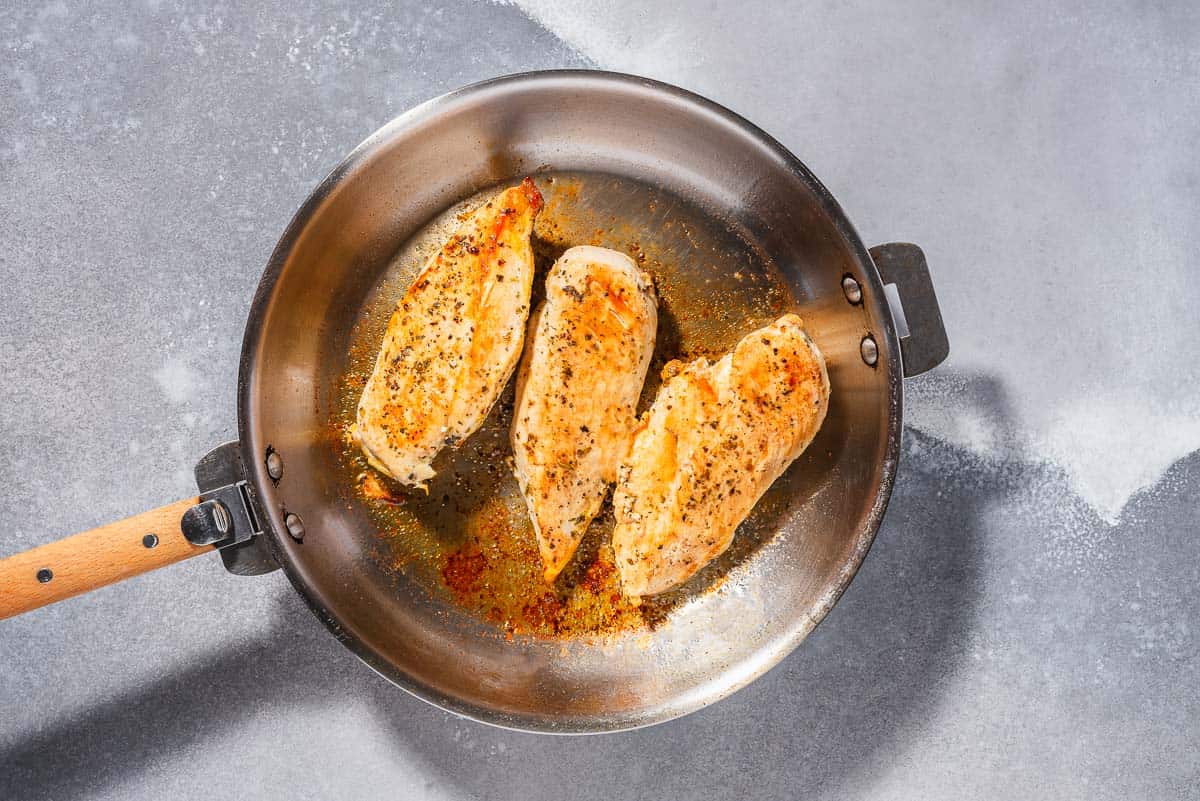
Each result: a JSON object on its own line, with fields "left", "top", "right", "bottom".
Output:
{"left": 331, "top": 171, "right": 798, "bottom": 640}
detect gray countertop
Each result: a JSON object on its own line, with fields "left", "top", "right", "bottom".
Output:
{"left": 2, "top": 2, "right": 1197, "bottom": 799}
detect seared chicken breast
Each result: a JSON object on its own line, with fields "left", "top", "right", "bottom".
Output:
{"left": 512, "top": 246, "right": 657, "bottom": 582}
{"left": 612, "top": 314, "right": 829, "bottom": 598}
{"left": 354, "top": 179, "right": 543, "bottom": 487}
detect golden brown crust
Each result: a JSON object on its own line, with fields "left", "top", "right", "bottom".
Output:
{"left": 354, "top": 179, "right": 543, "bottom": 486}
{"left": 511, "top": 246, "right": 658, "bottom": 582}
{"left": 611, "top": 314, "right": 830, "bottom": 598}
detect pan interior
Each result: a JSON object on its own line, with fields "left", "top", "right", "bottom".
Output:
{"left": 332, "top": 170, "right": 805, "bottom": 640}
{"left": 242, "top": 73, "right": 895, "bottom": 732}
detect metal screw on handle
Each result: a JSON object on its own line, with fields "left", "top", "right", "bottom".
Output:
{"left": 181, "top": 499, "right": 234, "bottom": 546}
{"left": 285, "top": 513, "right": 306, "bottom": 542}
{"left": 842, "top": 275, "right": 863, "bottom": 304}
{"left": 266, "top": 449, "right": 283, "bottom": 481}
{"left": 860, "top": 335, "right": 879, "bottom": 367}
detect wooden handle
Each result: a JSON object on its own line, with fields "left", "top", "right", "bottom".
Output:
{"left": 0, "top": 497, "right": 213, "bottom": 620}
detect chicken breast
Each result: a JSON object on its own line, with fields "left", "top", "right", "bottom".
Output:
{"left": 354, "top": 179, "right": 543, "bottom": 487}
{"left": 612, "top": 314, "right": 830, "bottom": 598}
{"left": 512, "top": 246, "right": 657, "bottom": 582}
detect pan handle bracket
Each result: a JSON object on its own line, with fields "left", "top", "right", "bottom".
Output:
{"left": 181, "top": 484, "right": 259, "bottom": 548}
{"left": 182, "top": 441, "right": 279, "bottom": 576}
{"left": 869, "top": 243, "right": 950, "bottom": 378}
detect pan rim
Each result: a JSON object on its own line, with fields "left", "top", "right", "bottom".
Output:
{"left": 236, "top": 69, "right": 904, "bottom": 734}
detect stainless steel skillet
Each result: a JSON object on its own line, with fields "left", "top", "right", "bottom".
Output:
{"left": 0, "top": 70, "right": 948, "bottom": 733}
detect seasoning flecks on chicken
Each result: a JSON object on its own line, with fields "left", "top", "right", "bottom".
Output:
{"left": 512, "top": 246, "right": 658, "bottom": 582}
{"left": 611, "top": 314, "right": 830, "bottom": 598}
{"left": 354, "top": 179, "right": 543, "bottom": 487}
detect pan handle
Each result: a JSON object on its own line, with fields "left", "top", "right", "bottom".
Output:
{"left": 0, "top": 498, "right": 212, "bottom": 620}
{"left": 869, "top": 243, "right": 950, "bottom": 377}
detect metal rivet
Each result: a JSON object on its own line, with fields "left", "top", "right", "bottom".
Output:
{"left": 36, "top": 568, "right": 53, "bottom": 583}
{"left": 285, "top": 513, "right": 305, "bottom": 542}
{"left": 142, "top": 533, "right": 159, "bottom": 549}
{"left": 266, "top": 449, "right": 283, "bottom": 481}
{"left": 842, "top": 274, "right": 862, "bottom": 304}
{"left": 860, "top": 334, "right": 879, "bottom": 367}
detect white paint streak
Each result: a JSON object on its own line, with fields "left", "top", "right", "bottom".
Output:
{"left": 503, "top": 0, "right": 1200, "bottom": 523}
{"left": 153, "top": 358, "right": 198, "bottom": 405}
{"left": 1034, "top": 398, "right": 1200, "bottom": 523}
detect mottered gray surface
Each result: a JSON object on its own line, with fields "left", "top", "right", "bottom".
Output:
{"left": 1, "top": 2, "right": 1197, "bottom": 799}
